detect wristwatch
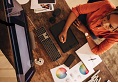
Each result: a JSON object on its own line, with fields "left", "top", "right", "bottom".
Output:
{"left": 85, "top": 32, "right": 89, "bottom": 37}
{"left": 85, "top": 32, "right": 90, "bottom": 38}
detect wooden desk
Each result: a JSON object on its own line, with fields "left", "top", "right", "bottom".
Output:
{"left": 0, "top": 0, "right": 116, "bottom": 82}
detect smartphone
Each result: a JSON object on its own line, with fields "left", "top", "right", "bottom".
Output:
{"left": 64, "top": 54, "right": 75, "bottom": 67}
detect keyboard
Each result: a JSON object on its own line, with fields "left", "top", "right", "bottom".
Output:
{"left": 34, "top": 27, "right": 61, "bottom": 61}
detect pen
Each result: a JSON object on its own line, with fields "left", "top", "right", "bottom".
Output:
{"left": 88, "top": 58, "right": 96, "bottom": 61}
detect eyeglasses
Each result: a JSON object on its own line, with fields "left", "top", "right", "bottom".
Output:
{"left": 49, "top": 8, "right": 61, "bottom": 24}
{"left": 106, "top": 14, "right": 118, "bottom": 32}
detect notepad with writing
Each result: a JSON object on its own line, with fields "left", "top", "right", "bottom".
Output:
{"left": 75, "top": 43, "right": 102, "bottom": 70}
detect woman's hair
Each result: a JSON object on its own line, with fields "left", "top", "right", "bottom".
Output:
{"left": 110, "top": 6, "right": 118, "bottom": 15}
{"left": 106, "top": 6, "right": 118, "bottom": 20}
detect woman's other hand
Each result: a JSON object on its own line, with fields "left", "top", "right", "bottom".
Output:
{"left": 73, "top": 19, "right": 88, "bottom": 33}
{"left": 59, "top": 30, "right": 67, "bottom": 43}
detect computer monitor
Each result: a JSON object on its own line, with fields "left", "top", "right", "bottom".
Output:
{"left": 0, "top": 0, "right": 35, "bottom": 81}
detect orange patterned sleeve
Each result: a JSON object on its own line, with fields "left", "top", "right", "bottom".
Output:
{"left": 71, "top": 1, "right": 109, "bottom": 17}
{"left": 91, "top": 39, "right": 116, "bottom": 55}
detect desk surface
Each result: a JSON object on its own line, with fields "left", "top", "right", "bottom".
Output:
{"left": 0, "top": 0, "right": 116, "bottom": 82}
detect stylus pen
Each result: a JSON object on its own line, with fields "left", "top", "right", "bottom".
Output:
{"left": 61, "top": 37, "right": 64, "bottom": 43}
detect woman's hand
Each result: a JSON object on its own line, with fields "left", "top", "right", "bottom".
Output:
{"left": 73, "top": 19, "right": 88, "bottom": 33}
{"left": 59, "top": 30, "right": 67, "bottom": 43}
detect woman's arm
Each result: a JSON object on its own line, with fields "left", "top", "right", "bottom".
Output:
{"left": 73, "top": 20, "right": 97, "bottom": 50}
{"left": 59, "top": 11, "right": 77, "bottom": 43}
{"left": 59, "top": 0, "right": 108, "bottom": 43}
{"left": 62, "top": 12, "right": 77, "bottom": 32}
{"left": 73, "top": 20, "right": 116, "bottom": 55}
{"left": 91, "top": 39, "right": 116, "bottom": 55}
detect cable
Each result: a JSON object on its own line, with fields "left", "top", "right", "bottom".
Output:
{"left": 26, "top": 15, "right": 36, "bottom": 29}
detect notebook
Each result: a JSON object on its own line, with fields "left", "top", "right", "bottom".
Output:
{"left": 50, "top": 20, "right": 79, "bottom": 53}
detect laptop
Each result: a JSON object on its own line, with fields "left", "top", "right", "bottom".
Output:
{"left": 50, "top": 20, "right": 79, "bottom": 53}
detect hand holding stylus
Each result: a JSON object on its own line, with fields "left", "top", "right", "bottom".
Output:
{"left": 59, "top": 30, "right": 67, "bottom": 43}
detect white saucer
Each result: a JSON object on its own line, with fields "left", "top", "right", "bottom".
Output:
{"left": 16, "top": 0, "right": 30, "bottom": 5}
{"left": 35, "top": 58, "right": 44, "bottom": 66}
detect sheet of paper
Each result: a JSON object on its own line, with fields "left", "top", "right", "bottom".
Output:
{"left": 34, "top": 4, "right": 54, "bottom": 13}
{"left": 75, "top": 43, "right": 102, "bottom": 69}
{"left": 50, "top": 64, "right": 72, "bottom": 82}
{"left": 31, "top": 0, "right": 42, "bottom": 9}
{"left": 31, "top": 0, "right": 54, "bottom": 13}
{"left": 67, "top": 61, "right": 95, "bottom": 82}
{"left": 31, "top": 0, "right": 54, "bottom": 9}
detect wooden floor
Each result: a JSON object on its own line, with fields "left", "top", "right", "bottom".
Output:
{"left": 0, "top": 50, "right": 16, "bottom": 82}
